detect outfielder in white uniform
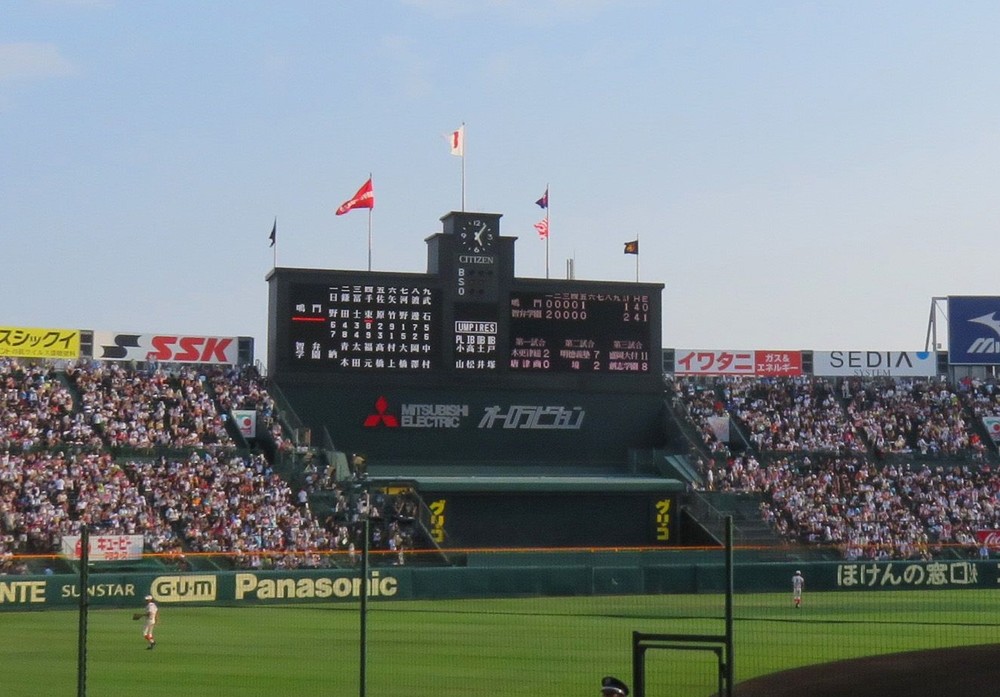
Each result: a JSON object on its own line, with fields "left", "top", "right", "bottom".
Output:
{"left": 142, "top": 595, "right": 158, "bottom": 649}
{"left": 792, "top": 570, "right": 804, "bottom": 608}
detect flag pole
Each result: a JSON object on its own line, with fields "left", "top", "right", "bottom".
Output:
{"left": 544, "top": 183, "right": 550, "bottom": 279}
{"left": 367, "top": 173, "right": 373, "bottom": 271}
{"left": 635, "top": 234, "right": 640, "bottom": 282}
{"left": 270, "top": 217, "right": 277, "bottom": 268}
{"left": 461, "top": 122, "right": 466, "bottom": 212}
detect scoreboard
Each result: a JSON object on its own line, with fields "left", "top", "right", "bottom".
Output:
{"left": 267, "top": 211, "right": 662, "bottom": 387}
{"left": 508, "top": 290, "right": 653, "bottom": 373}
{"left": 286, "top": 280, "right": 442, "bottom": 371}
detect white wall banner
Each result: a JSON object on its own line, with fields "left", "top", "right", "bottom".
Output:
{"left": 60, "top": 534, "right": 144, "bottom": 561}
{"left": 707, "top": 414, "right": 731, "bottom": 443}
{"left": 982, "top": 416, "right": 1000, "bottom": 443}
{"left": 232, "top": 409, "right": 257, "bottom": 438}
{"left": 92, "top": 331, "right": 239, "bottom": 364}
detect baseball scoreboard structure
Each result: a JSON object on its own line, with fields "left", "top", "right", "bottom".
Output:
{"left": 267, "top": 211, "right": 677, "bottom": 546}
{"left": 269, "top": 212, "right": 658, "bottom": 380}
{"left": 267, "top": 211, "right": 666, "bottom": 464}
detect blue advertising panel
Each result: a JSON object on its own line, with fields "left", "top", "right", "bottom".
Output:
{"left": 948, "top": 296, "right": 1000, "bottom": 365}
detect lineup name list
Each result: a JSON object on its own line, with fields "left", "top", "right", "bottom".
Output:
{"left": 289, "top": 284, "right": 439, "bottom": 370}
{"left": 509, "top": 292, "right": 652, "bottom": 373}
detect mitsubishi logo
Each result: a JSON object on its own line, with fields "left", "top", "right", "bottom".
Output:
{"left": 363, "top": 396, "right": 399, "bottom": 427}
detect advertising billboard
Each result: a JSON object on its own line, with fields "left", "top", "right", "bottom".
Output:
{"left": 948, "top": 296, "right": 1000, "bottom": 365}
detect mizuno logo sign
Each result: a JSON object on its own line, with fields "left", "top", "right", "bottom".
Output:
{"left": 966, "top": 313, "right": 1000, "bottom": 353}
{"left": 969, "top": 312, "right": 1000, "bottom": 339}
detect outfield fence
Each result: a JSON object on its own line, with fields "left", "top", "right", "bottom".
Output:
{"left": 2, "top": 546, "right": 998, "bottom": 697}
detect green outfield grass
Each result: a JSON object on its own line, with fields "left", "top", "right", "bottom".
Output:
{"left": 1, "top": 590, "right": 997, "bottom": 697}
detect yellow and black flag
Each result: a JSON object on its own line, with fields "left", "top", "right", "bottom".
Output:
{"left": 623, "top": 239, "right": 638, "bottom": 255}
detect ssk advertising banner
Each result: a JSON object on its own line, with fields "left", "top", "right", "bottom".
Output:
{"left": 92, "top": 332, "right": 239, "bottom": 364}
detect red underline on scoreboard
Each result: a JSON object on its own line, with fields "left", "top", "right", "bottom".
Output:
{"left": 291, "top": 316, "right": 325, "bottom": 322}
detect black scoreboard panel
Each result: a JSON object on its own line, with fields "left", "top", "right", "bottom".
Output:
{"left": 268, "top": 214, "right": 666, "bottom": 470}
{"left": 271, "top": 271, "right": 660, "bottom": 379}
{"left": 282, "top": 278, "right": 443, "bottom": 372}
{"left": 269, "top": 216, "right": 662, "bottom": 384}
{"left": 508, "top": 289, "right": 654, "bottom": 373}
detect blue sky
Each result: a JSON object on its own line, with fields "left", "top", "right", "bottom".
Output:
{"left": 4, "top": 0, "right": 1000, "bottom": 363}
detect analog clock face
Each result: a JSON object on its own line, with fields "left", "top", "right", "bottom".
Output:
{"left": 458, "top": 218, "right": 496, "bottom": 254}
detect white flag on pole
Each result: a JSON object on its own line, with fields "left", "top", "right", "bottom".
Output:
{"left": 449, "top": 125, "right": 464, "bottom": 156}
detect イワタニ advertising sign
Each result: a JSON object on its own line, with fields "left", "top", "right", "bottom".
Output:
{"left": 948, "top": 296, "right": 1000, "bottom": 366}
{"left": 92, "top": 331, "right": 239, "bottom": 364}
{"left": 673, "top": 349, "right": 755, "bottom": 375}
{"left": 753, "top": 351, "right": 803, "bottom": 376}
{"left": 61, "top": 534, "right": 144, "bottom": 561}
{"left": 673, "top": 349, "right": 803, "bottom": 376}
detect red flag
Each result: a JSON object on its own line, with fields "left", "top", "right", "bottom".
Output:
{"left": 534, "top": 218, "right": 549, "bottom": 240}
{"left": 336, "top": 177, "right": 375, "bottom": 215}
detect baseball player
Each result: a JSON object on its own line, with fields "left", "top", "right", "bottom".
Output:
{"left": 792, "top": 570, "right": 804, "bottom": 608}
{"left": 133, "top": 594, "right": 158, "bottom": 649}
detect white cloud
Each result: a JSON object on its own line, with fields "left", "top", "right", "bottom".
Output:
{"left": 0, "top": 42, "right": 78, "bottom": 83}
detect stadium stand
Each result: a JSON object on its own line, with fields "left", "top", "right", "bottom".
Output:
{"left": 0, "top": 358, "right": 417, "bottom": 572}
{"left": 669, "top": 374, "right": 1000, "bottom": 559}
{"left": 3, "top": 357, "right": 1000, "bottom": 571}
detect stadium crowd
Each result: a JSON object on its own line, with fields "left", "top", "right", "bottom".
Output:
{"left": 0, "top": 358, "right": 413, "bottom": 573}
{"left": 671, "top": 374, "right": 1000, "bottom": 559}
{"left": 4, "top": 355, "right": 1000, "bottom": 571}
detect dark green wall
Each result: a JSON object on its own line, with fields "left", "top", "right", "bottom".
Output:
{"left": 1, "top": 559, "right": 992, "bottom": 611}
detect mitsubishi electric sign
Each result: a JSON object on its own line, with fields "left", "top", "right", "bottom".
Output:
{"left": 362, "top": 395, "right": 585, "bottom": 431}
{"left": 948, "top": 296, "right": 1000, "bottom": 365}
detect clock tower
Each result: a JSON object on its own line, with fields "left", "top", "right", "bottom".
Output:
{"left": 441, "top": 211, "right": 503, "bottom": 303}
